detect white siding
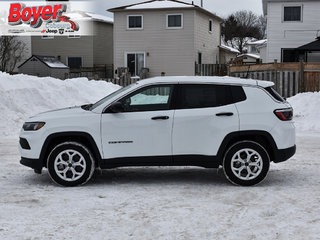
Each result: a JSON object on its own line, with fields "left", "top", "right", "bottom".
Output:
{"left": 219, "top": 50, "right": 237, "bottom": 64}
{"left": 266, "top": 1, "right": 320, "bottom": 62}
{"left": 114, "top": 10, "right": 195, "bottom": 77}
{"left": 194, "top": 11, "right": 221, "bottom": 64}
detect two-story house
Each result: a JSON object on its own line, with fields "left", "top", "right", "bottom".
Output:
{"left": 109, "top": 0, "right": 223, "bottom": 77}
{"left": 31, "top": 11, "right": 114, "bottom": 77}
{"left": 263, "top": 0, "right": 320, "bottom": 62}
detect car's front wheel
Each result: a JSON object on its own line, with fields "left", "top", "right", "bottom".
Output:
{"left": 223, "top": 141, "right": 270, "bottom": 186}
{"left": 47, "top": 142, "right": 95, "bottom": 187}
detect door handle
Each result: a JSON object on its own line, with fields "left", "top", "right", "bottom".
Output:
{"left": 216, "top": 112, "right": 234, "bottom": 117}
{"left": 152, "top": 116, "right": 169, "bottom": 120}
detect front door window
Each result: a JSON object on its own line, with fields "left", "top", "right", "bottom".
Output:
{"left": 127, "top": 53, "right": 145, "bottom": 77}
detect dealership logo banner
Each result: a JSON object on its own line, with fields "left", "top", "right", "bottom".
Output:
{"left": 0, "top": 1, "right": 92, "bottom": 36}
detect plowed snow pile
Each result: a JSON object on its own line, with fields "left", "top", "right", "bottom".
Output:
{"left": 288, "top": 92, "right": 320, "bottom": 134}
{"left": 0, "top": 72, "right": 120, "bottom": 137}
{"left": 0, "top": 72, "right": 319, "bottom": 137}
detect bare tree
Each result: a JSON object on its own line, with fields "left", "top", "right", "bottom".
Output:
{"left": 258, "top": 15, "right": 267, "bottom": 39}
{"left": 222, "top": 10, "right": 265, "bottom": 53}
{"left": 0, "top": 36, "right": 26, "bottom": 73}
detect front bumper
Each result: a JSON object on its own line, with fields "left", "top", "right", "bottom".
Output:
{"left": 273, "top": 145, "right": 296, "bottom": 163}
{"left": 20, "top": 157, "right": 43, "bottom": 174}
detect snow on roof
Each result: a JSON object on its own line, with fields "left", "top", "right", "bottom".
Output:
{"left": 85, "top": 12, "right": 113, "bottom": 23}
{"left": 238, "top": 53, "right": 261, "bottom": 59}
{"left": 125, "top": 0, "right": 194, "bottom": 10}
{"left": 18, "top": 55, "right": 68, "bottom": 69}
{"left": 219, "top": 45, "right": 240, "bottom": 54}
{"left": 108, "top": 0, "right": 223, "bottom": 21}
{"left": 247, "top": 39, "right": 267, "bottom": 46}
{"left": 36, "top": 56, "right": 69, "bottom": 69}
{"left": 65, "top": 11, "right": 113, "bottom": 24}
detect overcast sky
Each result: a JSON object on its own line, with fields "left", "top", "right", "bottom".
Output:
{"left": 92, "top": 0, "right": 263, "bottom": 18}
{"left": 0, "top": 0, "right": 263, "bottom": 18}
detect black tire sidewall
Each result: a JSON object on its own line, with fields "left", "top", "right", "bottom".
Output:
{"left": 47, "top": 143, "right": 94, "bottom": 187}
{"left": 223, "top": 141, "right": 270, "bottom": 186}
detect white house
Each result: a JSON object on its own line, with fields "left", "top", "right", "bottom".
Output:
{"left": 109, "top": 0, "right": 223, "bottom": 78}
{"left": 263, "top": 0, "right": 320, "bottom": 62}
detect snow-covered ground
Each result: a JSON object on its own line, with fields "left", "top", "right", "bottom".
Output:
{"left": 0, "top": 135, "right": 319, "bottom": 239}
{"left": 0, "top": 73, "right": 320, "bottom": 239}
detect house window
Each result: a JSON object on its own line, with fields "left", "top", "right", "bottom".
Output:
{"left": 283, "top": 6, "right": 302, "bottom": 22}
{"left": 126, "top": 53, "right": 145, "bottom": 77}
{"left": 68, "top": 57, "right": 82, "bottom": 69}
{"left": 41, "top": 35, "right": 54, "bottom": 39}
{"left": 68, "top": 35, "right": 81, "bottom": 39}
{"left": 127, "top": 15, "right": 143, "bottom": 29}
{"left": 209, "top": 19, "right": 213, "bottom": 32}
{"left": 167, "top": 14, "right": 183, "bottom": 29}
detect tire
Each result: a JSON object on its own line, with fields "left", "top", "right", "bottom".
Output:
{"left": 47, "top": 142, "right": 95, "bottom": 187}
{"left": 223, "top": 141, "right": 270, "bottom": 186}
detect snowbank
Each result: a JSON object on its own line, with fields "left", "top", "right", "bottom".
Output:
{"left": 288, "top": 92, "right": 320, "bottom": 134}
{"left": 0, "top": 71, "right": 319, "bottom": 137}
{"left": 0, "top": 72, "right": 121, "bottom": 137}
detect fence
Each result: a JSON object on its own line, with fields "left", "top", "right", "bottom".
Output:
{"left": 195, "top": 63, "right": 228, "bottom": 76}
{"left": 230, "top": 61, "right": 320, "bottom": 98}
{"left": 69, "top": 64, "right": 114, "bottom": 79}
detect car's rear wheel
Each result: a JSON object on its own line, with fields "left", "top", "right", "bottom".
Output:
{"left": 223, "top": 141, "right": 270, "bottom": 186}
{"left": 47, "top": 142, "right": 95, "bottom": 187}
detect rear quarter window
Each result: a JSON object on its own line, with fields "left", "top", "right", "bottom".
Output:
{"left": 264, "top": 87, "right": 285, "bottom": 102}
{"left": 230, "top": 86, "right": 247, "bottom": 103}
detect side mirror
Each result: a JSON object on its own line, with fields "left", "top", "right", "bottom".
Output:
{"left": 107, "top": 102, "right": 124, "bottom": 113}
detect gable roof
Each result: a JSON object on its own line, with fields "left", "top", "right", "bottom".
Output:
{"left": 297, "top": 38, "right": 320, "bottom": 51}
{"left": 108, "top": 0, "right": 223, "bottom": 22}
{"left": 18, "top": 55, "right": 69, "bottom": 69}
{"left": 263, "top": 0, "right": 320, "bottom": 15}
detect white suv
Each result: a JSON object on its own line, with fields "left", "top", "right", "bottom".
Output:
{"left": 19, "top": 76, "right": 296, "bottom": 186}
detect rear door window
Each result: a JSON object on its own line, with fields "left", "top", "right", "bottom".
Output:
{"left": 177, "top": 84, "right": 233, "bottom": 109}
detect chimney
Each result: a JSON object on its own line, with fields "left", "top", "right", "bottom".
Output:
{"left": 201, "top": 0, "right": 203, "bottom": 7}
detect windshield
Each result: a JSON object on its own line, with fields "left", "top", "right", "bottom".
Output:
{"left": 89, "top": 84, "right": 136, "bottom": 111}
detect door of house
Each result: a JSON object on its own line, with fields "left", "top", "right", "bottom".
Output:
{"left": 126, "top": 53, "right": 145, "bottom": 77}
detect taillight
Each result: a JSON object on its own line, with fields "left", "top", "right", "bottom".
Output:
{"left": 274, "top": 108, "right": 293, "bottom": 121}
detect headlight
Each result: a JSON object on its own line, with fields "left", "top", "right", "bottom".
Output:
{"left": 23, "top": 122, "right": 46, "bottom": 131}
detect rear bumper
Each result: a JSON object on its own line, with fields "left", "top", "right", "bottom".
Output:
{"left": 273, "top": 145, "right": 296, "bottom": 163}
{"left": 20, "top": 157, "right": 43, "bottom": 174}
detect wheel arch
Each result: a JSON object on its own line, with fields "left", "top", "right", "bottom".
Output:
{"left": 39, "top": 132, "right": 102, "bottom": 168}
{"left": 217, "top": 130, "right": 278, "bottom": 164}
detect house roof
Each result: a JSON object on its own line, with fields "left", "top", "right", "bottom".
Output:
{"left": 108, "top": 0, "right": 223, "bottom": 22}
{"left": 18, "top": 55, "right": 69, "bottom": 69}
{"left": 219, "top": 45, "right": 240, "bottom": 54}
{"left": 296, "top": 38, "right": 320, "bottom": 51}
{"left": 65, "top": 11, "right": 113, "bottom": 24}
{"left": 246, "top": 39, "right": 267, "bottom": 46}
{"left": 262, "top": 0, "right": 319, "bottom": 15}
{"left": 237, "top": 53, "right": 261, "bottom": 60}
